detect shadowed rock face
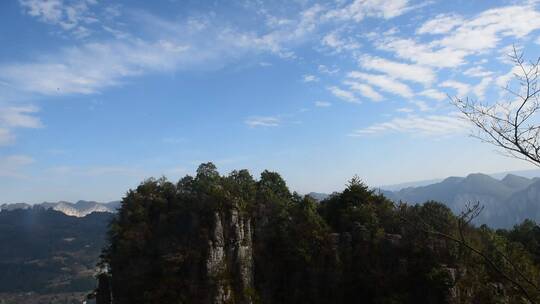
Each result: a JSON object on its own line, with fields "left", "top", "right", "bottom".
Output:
{"left": 207, "top": 209, "right": 253, "bottom": 304}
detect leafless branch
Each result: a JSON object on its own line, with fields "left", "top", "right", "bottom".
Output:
{"left": 402, "top": 202, "right": 537, "bottom": 303}
{"left": 452, "top": 46, "right": 540, "bottom": 167}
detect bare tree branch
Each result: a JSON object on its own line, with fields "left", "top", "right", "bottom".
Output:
{"left": 452, "top": 46, "right": 540, "bottom": 167}
{"left": 402, "top": 202, "right": 538, "bottom": 303}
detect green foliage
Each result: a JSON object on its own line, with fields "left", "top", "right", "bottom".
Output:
{"left": 101, "top": 163, "right": 540, "bottom": 304}
{"left": 0, "top": 208, "right": 112, "bottom": 293}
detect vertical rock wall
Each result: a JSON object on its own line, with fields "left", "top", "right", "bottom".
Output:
{"left": 207, "top": 208, "right": 254, "bottom": 304}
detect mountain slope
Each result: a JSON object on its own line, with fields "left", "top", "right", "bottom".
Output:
{"left": 501, "top": 174, "right": 534, "bottom": 191}
{"left": 0, "top": 208, "right": 112, "bottom": 293}
{"left": 496, "top": 180, "right": 540, "bottom": 227}
{"left": 383, "top": 173, "right": 540, "bottom": 228}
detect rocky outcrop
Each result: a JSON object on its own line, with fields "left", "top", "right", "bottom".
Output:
{"left": 207, "top": 208, "right": 254, "bottom": 304}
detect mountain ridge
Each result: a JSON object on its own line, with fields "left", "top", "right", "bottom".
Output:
{"left": 0, "top": 200, "right": 120, "bottom": 217}
{"left": 308, "top": 172, "right": 540, "bottom": 228}
{"left": 382, "top": 173, "right": 540, "bottom": 228}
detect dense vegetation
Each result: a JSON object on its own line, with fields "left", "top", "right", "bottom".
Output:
{"left": 0, "top": 208, "right": 112, "bottom": 293}
{"left": 98, "top": 163, "right": 540, "bottom": 303}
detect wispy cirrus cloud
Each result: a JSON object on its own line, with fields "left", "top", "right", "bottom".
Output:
{"left": 344, "top": 81, "right": 383, "bottom": 102}
{"left": 0, "top": 40, "right": 192, "bottom": 95}
{"left": 321, "top": 30, "right": 361, "bottom": 53}
{"left": 439, "top": 80, "right": 471, "bottom": 97}
{"left": 0, "top": 106, "right": 42, "bottom": 146}
{"left": 378, "top": 5, "right": 540, "bottom": 69}
{"left": 348, "top": 71, "right": 414, "bottom": 98}
{"left": 324, "top": 0, "right": 413, "bottom": 22}
{"left": 245, "top": 116, "right": 281, "bottom": 127}
{"left": 315, "top": 101, "right": 332, "bottom": 107}
{"left": 303, "top": 74, "right": 319, "bottom": 82}
{"left": 472, "top": 77, "right": 493, "bottom": 100}
{"left": 416, "top": 13, "right": 464, "bottom": 35}
{"left": 19, "top": 0, "right": 101, "bottom": 38}
{"left": 464, "top": 66, "right": 494, "bottom": 78}
{"left": 3, "top": 3, "right": 327, "bottom": 97}
{"left": 350, "top": 113, "right": 469, "bottom": 137}
{"left": 419, "top": 89, "right": 446, "bottom": 101}
{"left": 358, "top": 55, "right": 435, "bottom": 85}
{"left": 328, "top": 86, "right": 359, "bottom": 103}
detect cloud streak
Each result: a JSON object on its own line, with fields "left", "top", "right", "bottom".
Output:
{"left": 350, "top": 113, "right": 469, "bottom": 136}
{"left": 245, "top": 116, "right": 281, "bottom": 127}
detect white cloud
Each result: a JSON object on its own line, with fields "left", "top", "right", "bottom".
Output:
{"left": 417, "top": 14, "right": 464, "bottom": 35}
{"left": 420, "top": 89, "right": 446, "bottom": 101}
{"left": 325, "top": 0, "right": 412, "bottom": 22}
{"left": 315, "top": 101, "right": 332, "bottom": 107}
{"left": 20, "top": 0, "right": 64, "bottom": 23}
{"left": 321, "top": 31, "right": 361, "bottom": 53}
{"left": 5, "top": 5, "right": 338, "bottom": 96}
{"left": 350, "top": 113, "right": 469, "bottom": 136}
{"left": 348, "top": 71, "right": 414, "bottom": 98}
{"left": 303, "top": 74, "right": 319, "bottom": 82}
{"left": 437, "top": 6, "right": 540, "bottom": 53}
{"left": 376, "top": 37, "right": 468, "bottom": 68}
{"left": 396, "top": 107, "right": 414, "bottom": 113}
{"left": 0, "top": 106, "right": 43, "bottom": 128}
{"left": 411, "top": 100, "right": 431, "bottom": 112}
{"left": 4, "top": 12, "right": 320, "bottom": 96}
{"left": 0, "top": 129, "right": 15, "bottom": 146}
{"left": 472, "top": 77, "right": 493, "bottom": 100}
{"left": 358, "top": 55, "right": 435, "bottom": 85}
{"left": 0, "top": 105, "right": 42, "bottom": 146}
{"left": 379, "top": 4, "right": 540, "bottom": 69}
{"left": 245, "top": 116, "right": 280, "bottom": 127}
{"left": 328, "top": 86, "right": 359, "bottom": 103}
{"left": 0, "top": 40, "right": 192, "bottom": 95}
{"left": 464, "top": 66, "right": 494, "bottom": 78}
{"left": 318, "top": 65, "right": 339, "bottom": 75}
{"left": 495, "top": 65, "right": 521, "bottom": 87}
{"left": 440, "top": 80, "right": 471, "bottom": 97}
{"left": 245, "top": 4, "right": 324, "bottom": 58}
{"left": 344, "top": 81, "right": 383, "bottom": 102}
{"left": 19, "top": 0, "right": 98, "bottom": 37}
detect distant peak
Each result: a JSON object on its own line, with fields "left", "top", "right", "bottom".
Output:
{"left": 462, "top": 173, "right": 501, "bottom": 183}
{"left": 501, "top": 173, "right": 529, "bottom": 182}
{"left": 441, "top": 176, "right": 464, "bottom": 184}
{"left": 465, "top": 173, "right": 491, "bottom": 179}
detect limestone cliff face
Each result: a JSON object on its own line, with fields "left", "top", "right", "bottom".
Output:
{"left": 207, "top": 208, "right": 254, "bottom": 304}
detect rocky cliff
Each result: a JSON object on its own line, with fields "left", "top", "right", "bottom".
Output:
{"left": 206, "top": 209, "right": 254, "bottom": 304}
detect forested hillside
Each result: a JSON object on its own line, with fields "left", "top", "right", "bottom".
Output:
{"left": 97, "top": 163, "right": 540, "bottom": 304}
{"left": 0, "top": 208, "right": 112, "bottom": 294}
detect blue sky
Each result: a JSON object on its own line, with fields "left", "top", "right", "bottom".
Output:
{"left": 2, "top": 0, "right": 540, "bottom": 203}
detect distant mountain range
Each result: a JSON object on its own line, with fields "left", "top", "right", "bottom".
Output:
{"left": 381, "top": 173, "right": 540, "bottom": 228}
{"left": 0, "top": 200, "right": 120, "bottom": 217}
{"left": 378, "top": 169, "right": 540, "bottom": 191}
{"left": 4, "top": 171, "right": 540, "bottom": 227}
{"left": 308, "top": 173, "right": 540, "bottom": 228}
